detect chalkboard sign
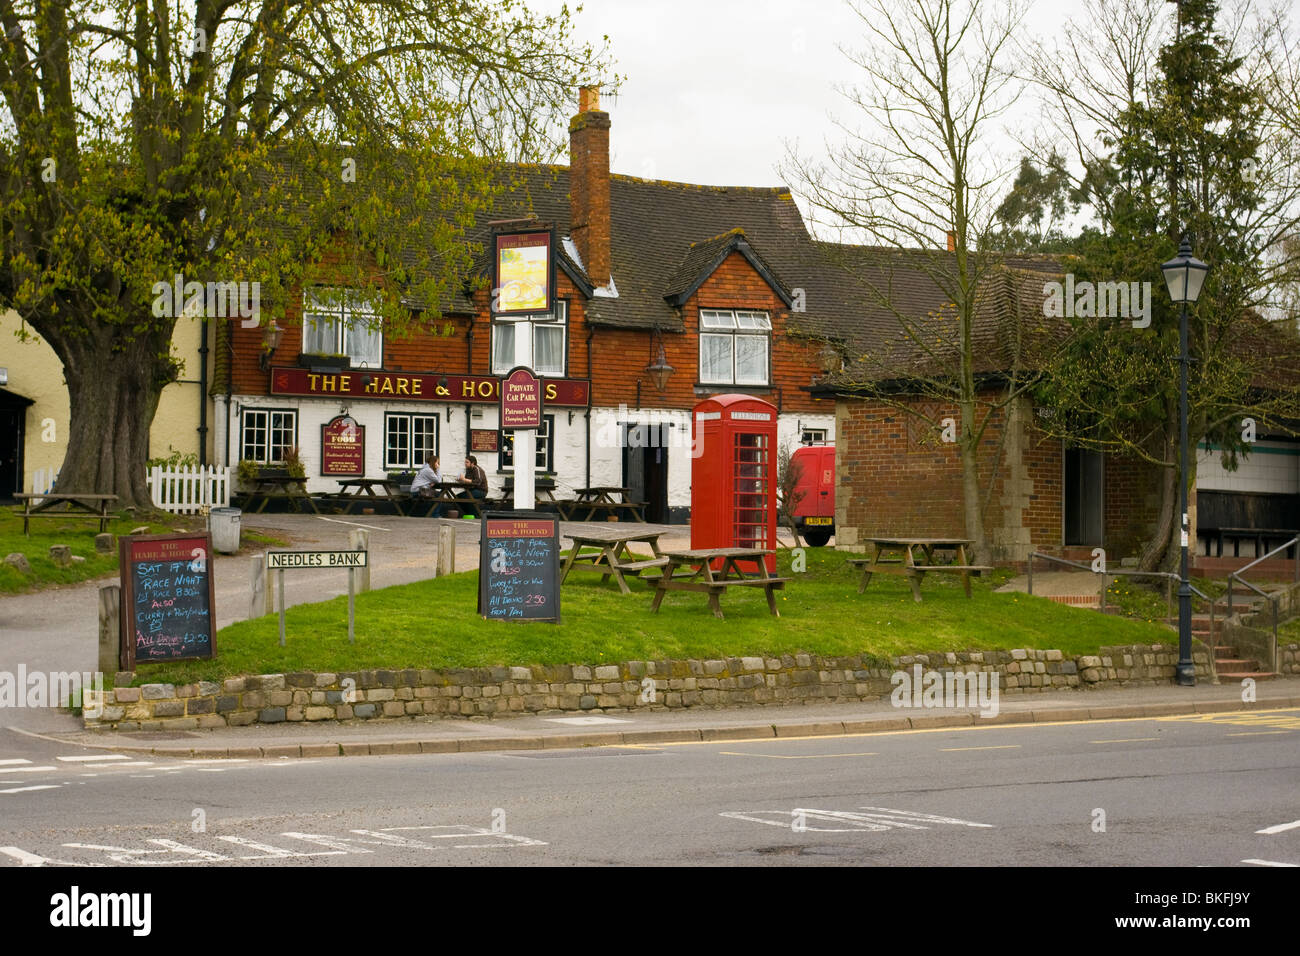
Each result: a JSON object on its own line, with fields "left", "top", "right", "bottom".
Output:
{"left": 478, "top": 512, "right": 561, "bottom": 623}
{"left": 119, "top": 533, "right": 217, "bottom": 668}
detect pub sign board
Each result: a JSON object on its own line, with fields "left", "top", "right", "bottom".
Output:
{"left": 269, "top": 366, "right": 590, "bottom": 407}
{"left": 493, "top": 227, "right": 556, "bottom": 317}
{"left": 119, "top": 533, "right": 217, "bottom": 669}
{"left": 470, "top": 428, "right": 500, "bottom": 453}
{"left": 320, "top": 414, "right": 364, "bottom": 477}
{"left": 500, "top": 366, "right": 544, "bottom": 430}
{"left": 478, "top": 513, "right": 561, "bottom": 623}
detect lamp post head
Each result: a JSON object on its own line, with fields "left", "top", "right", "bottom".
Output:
{"left": 1160, "top": 236, "right": 1210, "bottom": 304}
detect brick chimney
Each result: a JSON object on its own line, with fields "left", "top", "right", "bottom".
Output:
{"left": 569, "top": 86, "right": 611, "bottom": 287}
{"left": 946, "top": 230, "right": 957, "bottom": 252}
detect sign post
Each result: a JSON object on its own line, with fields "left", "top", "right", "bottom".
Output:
{"left": 265, "top": 549, "right": 369, "bottom": 645}
{"left": 500, "top": 366, "right": 544, "bottom": 512}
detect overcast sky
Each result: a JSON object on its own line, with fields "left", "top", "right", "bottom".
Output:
{"left": 538, "top": 0, "right": 1105, "bottom": 193}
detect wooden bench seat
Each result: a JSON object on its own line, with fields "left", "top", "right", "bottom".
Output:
{"left": 909, "top": 564, "right": 994, "bottom": 572}
{"left": 616, "top": 557, "right": 671, "bottom": 572}
{"left": 723, "top": 576, "right": 791, "bottom": 588}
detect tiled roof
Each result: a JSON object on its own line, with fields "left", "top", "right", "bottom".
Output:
{"left": 661, "top": 228, "right": 793, "bottom": 306}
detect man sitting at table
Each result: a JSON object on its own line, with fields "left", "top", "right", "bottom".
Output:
{"left": 454, "top": 455, "right": 489, "bottom": 512}
{"left": 410, "top": 454, "right": 441, "bottom": 498}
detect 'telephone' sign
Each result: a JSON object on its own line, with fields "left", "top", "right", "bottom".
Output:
{"left": 266, "top": 550, "right": 368, "bottom": 569}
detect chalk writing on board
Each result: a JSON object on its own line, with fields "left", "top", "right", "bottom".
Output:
{"left": 479, "top": 515, "right": 559, "bottom": 622}
{"left": 120, "top": 534, "right": 216, "bottom": 664}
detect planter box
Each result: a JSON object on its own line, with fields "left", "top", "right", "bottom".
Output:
{"left": 297, "top": 353, "right": 351, "bottom": 370}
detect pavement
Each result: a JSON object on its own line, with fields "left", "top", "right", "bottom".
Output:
{"left": 23, "top": 675, "right": 1300, "bottom": 759}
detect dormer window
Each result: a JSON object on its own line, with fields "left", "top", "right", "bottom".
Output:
{"left": 699, "top": 309, "right": 771, "bottom": 386}
{"left": 303, "top": 288, "right": 383, "bottom": 367}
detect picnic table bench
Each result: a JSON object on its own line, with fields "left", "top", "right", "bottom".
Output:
{"left": 408, "top": 481, "right": 484, "bottom": 519}
{"left": 560, "top": 528, "right": 668, "bottom": 594}
{"left": 335, "top": 477, "right": 407, "bottom": 516}
{"left": 15, "top": 492, "right": 118, "bottom": 536}
{"left": 646, "top": 547, "right": 789, "bottom": 619}
{"left": 558, "top": 486, "right": 647, "bottom": 522}
{"left": 242, "top": 475, "right": 319, "bottom": 514}
{"left": 847, "top": 537, "right": 992, "bottom": 602}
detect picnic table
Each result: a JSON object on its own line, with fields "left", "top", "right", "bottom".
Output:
{"left": 15, "top": 492, "right": 118, "bottom": 536}
{"left": 242, "top": 475, "right": 319, "bottom": 514}
{"left": 559, "top": 486, "right": 646, "bottom": 522}
{"left": 410, "top": 481, "right": 484, "bottom": 519}
{"left": 560, "top": 528, "right": 668, "bottom": 594}
{"left": 847, "top": 537, "right": 991, "bottom": 602}
{"left": 490, "top": 477, "right": 561, "bottom": 511}
{"left": 646, "top": 547, "right": 789, "bottom": 619}
{"left": 335, "top": 478, "right": 407, "bottom": 516}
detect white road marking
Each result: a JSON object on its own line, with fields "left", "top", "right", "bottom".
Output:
{"left": 0, "top": 766, "right": 56, "bottom": 773}
{"left": 0, "top": 846, "right": 52, "bottom": 865}
{"left": 1256, "top": 820, "right": 1300, "bottom": 835}
{"left": 940, "top": 745, "right": 1021, "bottom": 752}
{"left": 1241, "top": 858, "right": 1298, "bottom": 867}
{"left": 0, "top": 759, "right": 33, "bottom": 766}
{"left": 194, "top": 768, "right": 227, "bottom": 772}
{"left": 545, "top": 716, "right": 632, "bottom": 725}
{"left": 316, "top": 516, "right": 390, "bottom": 531}
{"left": 85, "top": 761, "right": 153, "bottom": 769}
{"left": 0, "top": 785, "right": 61, "bottom": 795}
{"left": 721, "top": 806, "right": 994, "bottom": 833}
{"left": 1091, "top": 737, "right": 1160, "bottom": 744}
{"left": 56, "top": 754, "right": 130, "bottom": 762}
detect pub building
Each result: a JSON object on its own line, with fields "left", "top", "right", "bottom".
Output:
{"left": 212, "top": 87, "right": 844, "bottom": 521}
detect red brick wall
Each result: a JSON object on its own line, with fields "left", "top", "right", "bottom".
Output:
{"left": 589, "top": 251, "right": 824, "bottom": 411}
{"left": 835, "top": 391, "right": 1162, "bottom": 564}
{"left": 231, "top": 248, "right": 826, "bottom": 414}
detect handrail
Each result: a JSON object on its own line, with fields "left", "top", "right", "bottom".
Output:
{"left": 1226, "top": 534, "right": 1299, "bottom": 676}
{"left": 1027, "top": 552, "right": 1214, "bottom": 679}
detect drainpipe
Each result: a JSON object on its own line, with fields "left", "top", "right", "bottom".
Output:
{"left": 198, "top": 319, "right": 210, "bottom": 465}
{"left": 223, "top": 320, "right": 235, "bottom": 466}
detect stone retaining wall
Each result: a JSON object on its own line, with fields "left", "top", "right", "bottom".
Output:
{"left": 84, "top": 643, "right": 1216, "bottom": 731}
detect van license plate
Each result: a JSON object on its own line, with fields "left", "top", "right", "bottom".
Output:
{"left": 805, "top": 517, "right": 831, "bottom": 526}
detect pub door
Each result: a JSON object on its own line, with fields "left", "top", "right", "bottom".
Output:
{"left": 1064, "top": 447, "right": 1104, "bottom": 546}
{"left": 0, "top": 402, "right": 24, "bottom": 502}
{"left": 621, "top": 422, "right": 669, "bottom": 524}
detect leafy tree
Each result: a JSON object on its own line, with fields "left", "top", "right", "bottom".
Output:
{"left": 1027, "top": 0, "right": 1300, "bottom": 571}
{"left": 0, "top": 0, "right": 612, "bottom": 504}
{"left": 784, "top": 0, "right": 1053, "bottom": 564}
{"left": 988, "top": 150, "right": 1084, "bottom": 253}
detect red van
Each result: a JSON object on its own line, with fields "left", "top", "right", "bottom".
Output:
{"left": 790, "top": 444, "right": 835, "bottom": 546}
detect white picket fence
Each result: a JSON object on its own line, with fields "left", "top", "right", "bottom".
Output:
{"left": 29, "top": 468, "right": 60, "bottom": 498}
{"left": 148, "top": 465, "right": 231, "bottom": 513}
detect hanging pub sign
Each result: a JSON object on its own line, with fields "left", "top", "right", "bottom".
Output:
{"left": 321, "top": 415, "right": 365, "bottom": 477}
{"left": 500, "top": 366, "right": 544, "bottom": 431}
{"left": 493, "top": 225, "right": 556, "bottom": 317}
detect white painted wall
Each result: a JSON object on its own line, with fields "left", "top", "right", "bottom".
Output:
{"left": 1197, "top": 441, "right": 1300, "bottom": 495}
{"left": 223, "top": 397, "right": 837, "bottom": 511}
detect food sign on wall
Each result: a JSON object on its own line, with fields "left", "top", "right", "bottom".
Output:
{"left": 321, "top": 415, "right": 365, "bottom": 477}
{"left": 493, "top": 227, "right": 555, "bottom": 317}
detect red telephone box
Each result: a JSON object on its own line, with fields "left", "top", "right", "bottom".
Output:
{"left": 691, "top": 394, "right": 778, "bottom": 573}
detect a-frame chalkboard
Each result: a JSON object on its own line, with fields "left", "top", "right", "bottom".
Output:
{"left": 478, "top": 512, "right": 561, "bottom": 623}
{"left": 119, "top": 532, "right": 217, "bottom": 669}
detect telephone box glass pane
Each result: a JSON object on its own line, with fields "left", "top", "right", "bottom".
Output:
{"left": 734, "top": 433, "right": 769, "bottom": 547}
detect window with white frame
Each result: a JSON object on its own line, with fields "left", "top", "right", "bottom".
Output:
{"left": 699, "top": 309, "right": 771, "bottom": 385}
{"left": 302, "top": 287, "right": 383, "bottom": 367}
{"left": 492, "top": 301, "right": 567, "bottom": 377}
{"left": 384, "top": 413, "right": 438, "bottom": 471}
{"left": 240, "top": 409, "right": 297, "bottom": 464}
{"left": 499, "top": 415, "right": 554, "bottom": 472}
{"left": 801, "top": 428, "right": 828, "bottom": 445}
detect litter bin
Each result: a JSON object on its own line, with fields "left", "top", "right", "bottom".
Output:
{"left": 210, "top": 507, "right": 242, "bottom": 554}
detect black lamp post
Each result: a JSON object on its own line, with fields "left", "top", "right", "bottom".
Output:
{"left": 1160, "top": 236, "right": 1210, "bottom": 686}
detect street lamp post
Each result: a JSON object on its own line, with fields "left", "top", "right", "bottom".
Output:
{"left": 1160, "top": 236, "right": 1210, "bottom": 687}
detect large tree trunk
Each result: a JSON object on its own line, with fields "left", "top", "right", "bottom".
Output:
{"left": 960, "top": 426, "right": 988, "bottom": 565}
{"left": 42, "top": 320, "right": 172, "bottom": 508}
{"left": 1138, "top": 398, "right": 1180, "bottom": 573}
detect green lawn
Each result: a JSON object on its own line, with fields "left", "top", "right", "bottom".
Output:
{"left": 129, "top": 547, "right": 1178, "bottom": 685}
{"left": 0, "top": 506, "right": 285, "bottom": 593}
